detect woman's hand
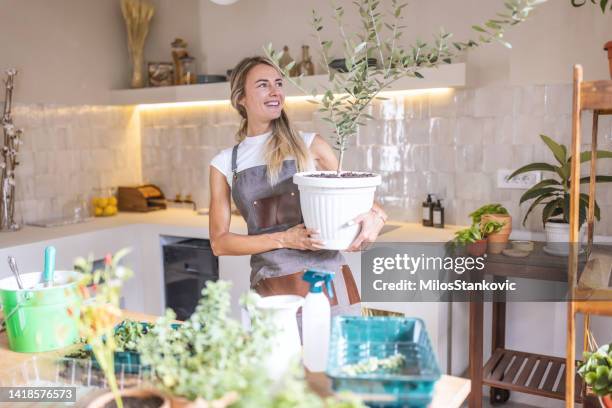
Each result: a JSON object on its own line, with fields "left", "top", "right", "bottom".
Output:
{"left": 271, "top": 223, "right": 324, "bottom": 251}
{"left": 347, "top": 207, "right": 387, "bottom": 252}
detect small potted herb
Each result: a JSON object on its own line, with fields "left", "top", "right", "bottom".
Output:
{"left": 578, "top": 343, "right": 612, "bottom": 408}
{"left": 453, "top": 221, "right": 505, "bottom": 257}
{"left": 469, "top": 203, "right": 511, "bottom": 254}
{"left": 73, "top": 249, "right": 170, "bottom": 408}
{"left": 509, "top": 135, "right": 612, "bottom": 255}
{"left": 265, "top": 0, "right": 542, "bottom": 249}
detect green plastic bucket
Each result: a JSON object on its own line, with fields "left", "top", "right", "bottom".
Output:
{"left": 0, "top": 270, "right": 82, "bottom": 353}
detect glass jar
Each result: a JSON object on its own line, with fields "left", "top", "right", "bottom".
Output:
{"left": 179, "top": 56, "right": 197, "bottom": 85}
{"left": 64, "top": 194, "right": 89, "bottom": 221}
{"left": 91, "top": 188, "right": 118, "bottom": 217}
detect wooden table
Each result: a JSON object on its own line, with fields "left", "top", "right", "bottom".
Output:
{"left": 468, "top": 243, "right": 612, "bottom": 408}
{"left": 0, "top": 310, "right": 470, "bottom": 408}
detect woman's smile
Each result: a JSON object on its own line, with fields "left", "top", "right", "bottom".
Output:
{"left": 264, "top": 99, "right": 282, "bottom": 111}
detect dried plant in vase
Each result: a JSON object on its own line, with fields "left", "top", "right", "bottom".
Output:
{"left": 120, "top": 0, "right": 155, "bottom": 88}
{"left": 264, "top": 0, "right": 545, "bottom": 250}
{"left": 0, "top": 69, "right": 23, "bottom": 232}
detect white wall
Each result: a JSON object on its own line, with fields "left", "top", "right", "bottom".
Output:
{"left": 0, "top": 0, "right": 201, "bottom": 105}
{"left": 198, "top": 0, "right": 612, "bottom": 85}
{"left": 2, "top": 0, "right": 610, "bottom": 105}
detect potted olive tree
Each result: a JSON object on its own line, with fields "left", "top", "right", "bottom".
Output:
{"left": 509, "top": 134, "right": 612, "bottom": 255}
{"left": 266, "top": 0, "right": 544, "bottom": 249}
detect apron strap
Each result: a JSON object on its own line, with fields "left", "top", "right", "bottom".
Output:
{"left": 231, "top": 144, "right": 239, "bottom": 186}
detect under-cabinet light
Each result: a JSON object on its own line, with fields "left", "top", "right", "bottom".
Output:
{"left": 136, "top": 99, "right": 230, "bottom": 110}
{"left": 136, "top": 87, "right": 453, "bottom": 110}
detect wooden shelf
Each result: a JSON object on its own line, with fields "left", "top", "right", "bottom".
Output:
{"left": 109, "top": 63, "right": 466, "bottom": 106}
{"left": 483, "top": 348, "right": 583, "bottom": 402}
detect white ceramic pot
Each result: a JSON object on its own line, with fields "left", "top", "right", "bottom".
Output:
{"left": 254, "top": 295, "right": 304, "bottom": 382}
{"left": 544, "top": 221, "right": 585, "bottom": 256}
{"left": 293, "top": 171, "right": 382, "bottom": 250}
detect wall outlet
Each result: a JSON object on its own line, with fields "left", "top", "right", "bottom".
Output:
{"left": 497, "top": 169, "right": 541, "bottom": 189}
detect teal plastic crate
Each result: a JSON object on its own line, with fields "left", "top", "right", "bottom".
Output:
{"left": 326, "top": 316, "right": 441, "bottom": 408}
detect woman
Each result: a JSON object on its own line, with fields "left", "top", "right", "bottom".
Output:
{"left": 209, "top": 56, "right": 387, "bottom": 309}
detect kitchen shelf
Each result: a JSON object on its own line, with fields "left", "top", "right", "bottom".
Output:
{"left": 109, "top": 63, "right": 466, "bottom": 106}
{"left": 482, "top": 348, "right": 583, "bottom": 402}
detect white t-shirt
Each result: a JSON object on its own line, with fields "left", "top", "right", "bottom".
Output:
{"left": 210, "top": 131, "right": 317, "bottom": 187}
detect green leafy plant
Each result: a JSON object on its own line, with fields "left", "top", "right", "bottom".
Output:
{"left": 481, "top": 220, "right": 506, "bottom": 236}
{"left": 64, "top": 319, "right": 152, "bottom": 360}
{"left": 73, "top": 249, "right": 134, "bottom": 408}
{"left": 113, "top": 320, "right": 153, "bottom": 352}
{"left": 509, "top": 134, "right": 612, "bottom": 227}
{"left": 265, "top": 0, "right": 544, "bottom": 174}
{"left": 469, "top": 203, "right": 509, "bottom": 224}
{"left": 578, "top": 343, "right": 612, "bottom": 397}
{"left": 138, "top": 280, "right": 365, "bottom": 408}
{"left": 454, "top": 221, "right": 505, "bottom": 244}
{"left": 454, "top": 224, "right": 484, "bottom": 245}
{"left": 571, "top": 0, "right": 612, "bottom": 13}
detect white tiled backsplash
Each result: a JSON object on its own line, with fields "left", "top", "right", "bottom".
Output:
{"left": 12, "top": 104, "right": 141, "bottom": 223}
{"left": 11, "top": 84, "right": 612, "bottom": 235}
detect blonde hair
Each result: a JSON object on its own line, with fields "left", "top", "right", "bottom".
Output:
{"left": 230, "top": 56, "right": 312, "bottom": 185}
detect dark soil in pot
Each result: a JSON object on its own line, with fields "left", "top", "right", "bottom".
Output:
{"left": 306, "top": 171, "right": 377, "bottom": 178}
{"left": 103, "top": 396, "right": 164, "bottom": 408}
{"left": 547, "top": 219, "right": 568, "bottom": 224}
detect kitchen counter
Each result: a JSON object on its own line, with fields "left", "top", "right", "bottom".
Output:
{"left": 0, "top": 208, "right": 463, "bottom": 249}
{"left": 0, "top": 310, "right": 470, "bottom": 408}
{"left": 0, "top": 208, "right": 241, "bottom": 249}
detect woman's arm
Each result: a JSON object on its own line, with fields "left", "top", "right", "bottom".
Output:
{"left": 309, "top": 134, "right": 388, "bottom": 251}
{"left": 208, "top": 166, "right": 323, "bottom": 256}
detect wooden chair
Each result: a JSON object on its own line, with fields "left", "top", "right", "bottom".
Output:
{"left": 566, "top": 64, "right": 612, "bottom": 407}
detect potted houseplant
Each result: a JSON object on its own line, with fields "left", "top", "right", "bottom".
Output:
{"left": 138, "top": 280, "right": 366, "bottom": 408}
{"left": 72, "top": 249, "right": 170, "bottom": 408}
{"left": 509, "top": 134, "right": 612, "bottom": 256}
{"left": 265, "top": 0, "right": 543, "bottom": 249}
{"left": 453, "top": 221, "right": 505, "bottom": 257}
{"left": 469, "top": 203, "right": 512, "bottom": 254}
{"left": 578, "top": 342, "right": 612, "bottom": 408}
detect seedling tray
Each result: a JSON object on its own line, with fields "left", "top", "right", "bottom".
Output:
{"left": 83, "top": 321, "right": 180, "bottom": 374}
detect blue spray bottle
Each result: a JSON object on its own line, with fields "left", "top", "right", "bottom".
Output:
{"left": 302, "top": 269, "right": 335, "bottom": 372}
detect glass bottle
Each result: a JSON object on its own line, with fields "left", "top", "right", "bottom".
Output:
{"left": 299, "top": 45, "right": 315, "bottom": 76}
{"left": 279, "top": 46, "right": 293, "bottom": 70}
